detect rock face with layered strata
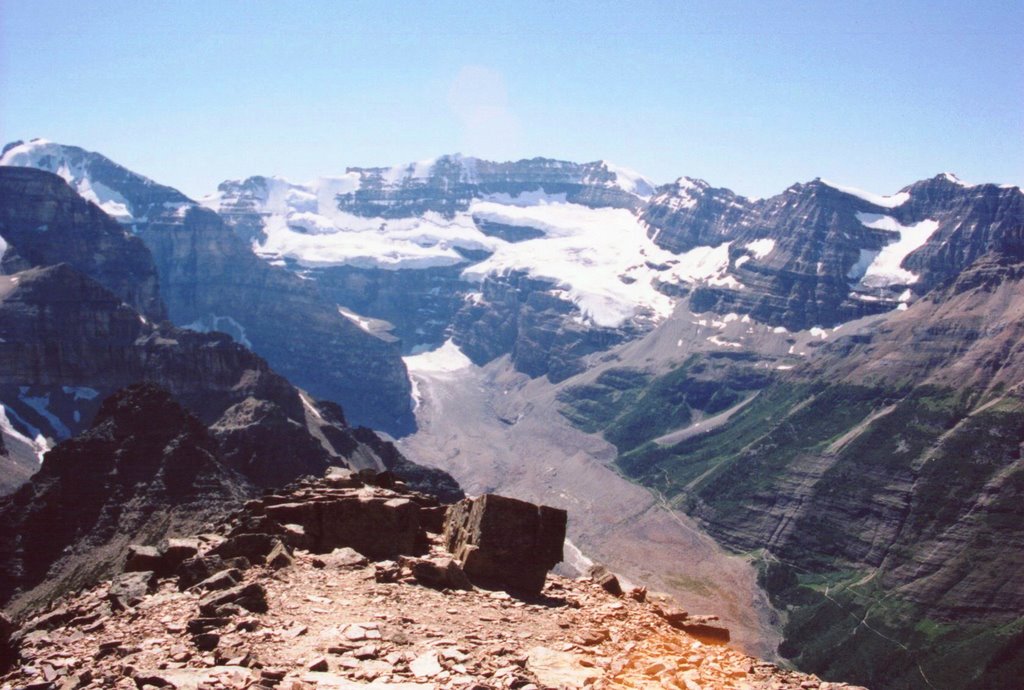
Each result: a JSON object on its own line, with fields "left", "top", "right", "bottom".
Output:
{"left": 0, "top": 167, "right": 164, "bottom": 320}
{"left": 0, "top": 142, "right": 414, "bottom": 435}
{"left": 0, "top": 264, "right": 388, "bottom": 489}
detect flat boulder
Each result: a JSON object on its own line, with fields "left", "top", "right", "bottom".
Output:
{"left": 124, "top": 544, "right": 164, "bottom": 573}
{"left": 199, "top": 582, "right": 268, "bottom": 615}
{"left": 443, "top": 494, "right": 567, "bottom": 595}
{"left": 399, "top": 555, "right": 472, "bottom": 590}
{"left": 265, "top": 494, "right": 422, "bottom": 560}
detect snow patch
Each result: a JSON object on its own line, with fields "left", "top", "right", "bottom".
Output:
{"left": 338, "top": 306, "right": 373, "bottom": 333}
{"left": 300, "top": 392, "right": 324, "bottom": 421}
{"left": 62, "top": 386, "right": 99, "bottom": 401}
{"left": 707, "top": 335, "right": 742, "bottom": 348}
{"left": 855, "top": 213, "right": 940, "bottom": 286}
{"left": 600, "top": 161, "right": 656, "bottom": 197}
{"left": 940, "top": 172, "right": 972, "bottom": 187}
{"left": 0, "top": 404, "right": 51, "bottom": 465}
{"left": 461, "top": 202, "right": 678, "bottom": 327}
{"left": 18, "top": 388, "right": 71, "bottom": 438}
{"left": 404, "top": 339, "right": 473, "bottom": 375}
{"left": 481, "top": 190, "right": 568, "bottom": 207}
{"left": 744, "top": 238, "right": 776, "bottom": 259}
{"left": 182, "top": 314, "right": 253, "bottom": 349}
{"left": 666, "top": 243, "right": 739, "bottom": 289}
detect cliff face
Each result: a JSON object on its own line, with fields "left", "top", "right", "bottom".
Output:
{"left": 137, "top": 203, "right": 415, "bottom": 434}
{"left": 331, "top": 156, "right": 652, "bottom": 218}
{"left": 0, "top": 142, "right": 414, "bottom": 436}
{"left": 0, "top": 263, "right": 393, "bottom": 489}
{"left": 0, "top": 167, "right": 164, "bottom": 321}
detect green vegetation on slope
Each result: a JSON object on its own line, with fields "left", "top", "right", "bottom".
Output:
{"left": 559, "top": 356, "right": 1024, "bottom": 690}
{"left": 557, "top": 354, "right": 770, "bottom": 457}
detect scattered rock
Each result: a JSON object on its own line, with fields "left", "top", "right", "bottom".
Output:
{"left": 198, "top": 582, "right": 269, "bottom": 615}
{"left": 587, "top": 564, "right": 623, "bottom": 597}
{"left": 108, "top": 571, "right": 156, "bottom": 610}
{"left": 526, "top": 646, "right": 599, "bottom": 688}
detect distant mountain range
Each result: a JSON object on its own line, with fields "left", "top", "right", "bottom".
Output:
{"left": 2, "top": 138, "right": 1022, "bottom": 689}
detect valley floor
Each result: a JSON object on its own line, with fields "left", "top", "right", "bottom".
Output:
{"left": 398, "top": 355, "right": 781, "bottom": 659}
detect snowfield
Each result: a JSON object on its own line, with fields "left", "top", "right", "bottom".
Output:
{"left": 217, "top": 174, "right": 739, "bottom": 329}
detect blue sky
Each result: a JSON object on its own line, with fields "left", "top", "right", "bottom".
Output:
{"left": 1, "top": 1, "right": 1021, "bottom": 199}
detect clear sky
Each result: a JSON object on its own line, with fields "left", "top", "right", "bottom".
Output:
{"left": 1, "top": 0, "right": 1021, "bottom": 199}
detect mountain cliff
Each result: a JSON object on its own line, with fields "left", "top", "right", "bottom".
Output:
{"left": 557, "top": 235, "right": 1024, "bottom": 688}
{"left": 0, "top": 144, "right": 414, "bottom": 435}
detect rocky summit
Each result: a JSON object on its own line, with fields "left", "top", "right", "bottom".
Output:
{"left": 0, "top": 470, "right": 864, "bottom": 690}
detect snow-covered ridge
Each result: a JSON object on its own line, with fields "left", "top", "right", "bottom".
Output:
{"left": 0, "top": 138, "right": 192, "bottom": 226}
{"left": 1, "top": 139, "right": 137, "bottom": 221}
{"left": 819, "top": 178, "right": 910, "bottom": 208}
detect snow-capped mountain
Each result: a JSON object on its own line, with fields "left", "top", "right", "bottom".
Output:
{"left": 0, "top": 140, "right": 415, "bottom": 435}
{"left": 202, "top": 152, "right": 1023, "bottom": 384}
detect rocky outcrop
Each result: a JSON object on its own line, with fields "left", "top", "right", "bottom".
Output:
{"left": 0, "top": 167, "right": 164, "bottom": 320}
{"left": 443, "top": 494, "right": 567, "bottom": 595}
{"left": 896, "top": 175, "right": 1024, "bottom": 292}
{"left": 0, "top": 484, "right": 860, "bottom": 690}
{"left": 640, "top": 176, "right": 755, "bottom": 253}
{"left": 329, "top": 156, "right": 653, "bottom": 219}
{"left": 0, "top": 384, "right": 251, "bottom": 614}
{"left": 642, "top": 176, "right": 1024, "bottom": 332}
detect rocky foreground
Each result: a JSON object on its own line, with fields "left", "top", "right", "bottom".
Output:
{"left": 1, "top": 471, "right": 866, "bottom": 690}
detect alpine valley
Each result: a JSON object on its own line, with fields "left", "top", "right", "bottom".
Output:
{"left": 1, "top": 138, "right": 1022, "bottom": 689}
